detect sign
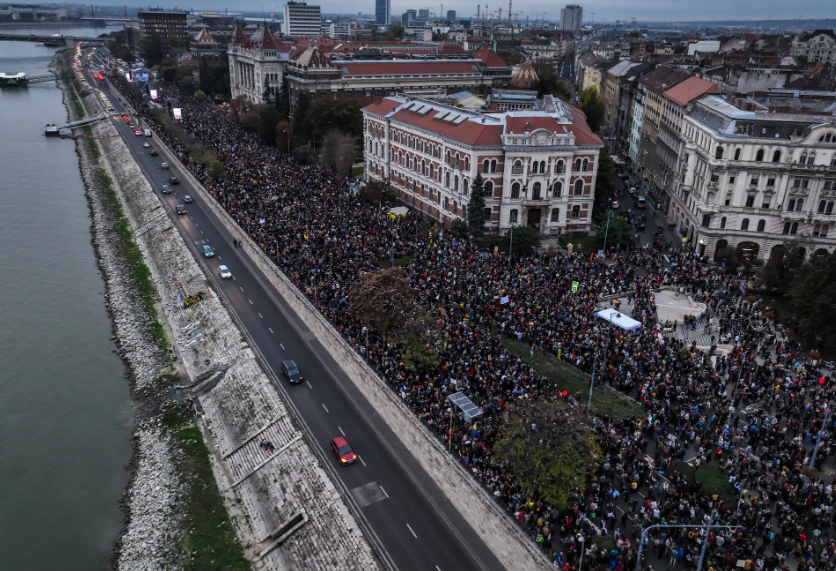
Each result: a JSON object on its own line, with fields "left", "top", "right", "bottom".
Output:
{"left": 571, "top": 281, "right": 579, "bottom": 292}
{"left": 149, "top": 89, "right": 158, "bottom": 100}
{"left": 172, "top": 108, "right": 182, "bottom": 120}
{"left": 681, "top": 237, "right": 687, "bottom": 243}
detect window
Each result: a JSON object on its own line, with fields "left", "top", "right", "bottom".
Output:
{"left": 823, "top": 225, "right": 830, "bottom": 237}
{"left": 511, "top": 182, "right": 521, "bottom": 199}
{"left": 783, "top": 222, "right": 798, "bottom": 235}
{"left": 741, "top": 218, "right": 750, "bottom": 231}
{"left": 553, "top": 182, "right": 562, "bottom": 197}
{"left": 746, "top": 195, "right": 756, "bottom": 208}
{"left": 762, "top": 200, "right": 770, "bottom": 209}
{"left": 788, "top": 198, "right": 796, "bottom": 211}
{"left": 484, "top": 181, "right": 494, "bottom": 195}
{"left": 725, "top": 195, "right": 732, "bottom": 206}
{"left": 491, "top": 159, "right": 497, "bottom": 173}
{"left": 825, "top": 180, "right": 835, "bottom": 191}
{"left": 556, "top": 160, "right": 564, "bottom": 174}
{"left": 799, "top": 153, "right": 808, "bottom": 164}
{"left": 574, "top": 180, "right": 584, "bottom": 195}
{"left": 463, "top": 179, "right": 469, "bottom": 195}
{"left": 795, "top": 199, "right": 804, "bottom": 212}
{"left": 757, "top": 219, "right": 765, "bottom": 232}
{"left": 772, "top": 150, "right": 781, "bottom": 163}
{"left": 509, "top": 209, "right": 518, "bottom": 223}
{"left": 429, "top": 164, "right": 434, "bottom": 179}
{"left": 756, "top": 149, "right": 765, "bottom": 161}
{"left": 815, "top": 224, "right": 823, "bottom": 237}
{"left": 483, "top": 159, "right": 489, "bottom": 173}
{"left": 454, "top": 176, "right": 459, "bottom": 191}
{"left": 575, "top": 159, "right": 582, "bottom": 171}
{"left": 750, "top": 177, "right": 759, "bottom": 187}
{"left": 571, "top": 205, "right": 581, "bottom": 218}
{"left": 512, "top": 160, "right": 522, "bottom": 174}
{"left": 715, "top": 146, "right": 724, "bottom": 159}
{"left": 710, "top": 174, "right": 720, "bottom": 183}
{"left": 446, "top": 150, "right": 451, "bottom": 163}
{"left": 734, "top": 148, "right": 741, "bottom": 160}
{"left": 582, "top": 158, "right": 589, "bottom": 171}
{"left": 484, "top": 207, "right": 492, "bottom": 220}
{"left": 720, "top": 217, "right": 727, "bottom": 229}
{"left": 464, "top": 157, "right": 469, "bottom": 170}
{"left": 445, "top": 172, "right": 451, "bottom": 187}
{"left": 729, "top": 176, "right": 736, "bottom": 184}
{"left": 551, "top": 209, "right": 560, "bottom": 222}
{"left": 533, "top": 182, "right": 542, "bottom": 199}
{"left": 767, "top": 178, "right": 775, "bottom": 187}
{"left": 702, "top": 214, "right": 711, "bottom": 227}
{"left": 819, "top": 200, "right": 827, "bottom": 213}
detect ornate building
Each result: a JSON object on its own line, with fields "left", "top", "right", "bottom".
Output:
{"left": 362, "top": 94, "right": 603, "bottom": 236}
{"left": 672, "top": 94, "right": 836, "bottom": 261}
{"left": 228, "top": 26, "right": 291, "bottom": 103}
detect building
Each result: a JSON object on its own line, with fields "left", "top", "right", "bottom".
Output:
{"left": 190, "top": 29, "right": 227, "bottom": 93}
{"left": 283, "top": 2, "right": 321, "bottom": 36}
{"left": 286, "top": 46, "right": 511, "bottom": 114}
{"left": 673, "top": 93, "right": 836, "bottom": 260}
{"left": 417, "top": 9, "right": 430, "bottom": 20}
{"left": 446, "top": 10, "right": 456, "bottom": 22}
{"left": 362, "top": 94, "right": 603, "bottom": 236}
{"left": 559, "top": 4, "right": 583, "bottom": 31}
{"left": 375, "top": 0, "right": 390, "bottom": 26}
{"left": 137, "top": 10, "right": 189, "bottom": 57}
{"left": 228, "top": 26, "right": 291, "bottom": 103}
{"left": 792, "top": 29, "right": 836, "bottom": 64}
{"left": 401, "top": 9, "right": 417, "bottom": 26}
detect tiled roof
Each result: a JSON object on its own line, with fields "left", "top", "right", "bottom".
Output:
{"left": 473, "top": 47, "right": 509, "bottom": 69}
{"left": 231, "top": 25, "right": 248, "bottom": 45}
{"left": 663, "top": 76, "right": 719, "bottom": 106}
{"left": 295, "top": 46, "right": 337, "bottom": 68}
{"left": 340, "top": 60, "right": 482, "bottom": 77}
{"left": 510, "top": 61, "right": 539, "bottom": 89}
{"left": 638, "top": 66, "right": 690, "bottom": 92}
{"left": 437, "top": 42, "right": 466, "bottom": 54}
{"left": 390, "top": 107, "right": 504, "bottom": 146}
{"left": 363, "top": 98, "right": 402, "bottom": 117}
{"left": 194, "top": 29, "right": 216, "bottom": 44}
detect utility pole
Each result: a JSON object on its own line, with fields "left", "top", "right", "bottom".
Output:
{"left": 634, "top": 520, "right": 740, "bottom": 571}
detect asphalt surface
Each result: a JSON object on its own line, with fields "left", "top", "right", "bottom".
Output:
{"left": 80, "top": 56, "right": 506, "bottom": 571}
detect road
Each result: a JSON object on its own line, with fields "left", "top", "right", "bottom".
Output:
{"left": 80, "top": 57, "right": 506, "bottom": 571}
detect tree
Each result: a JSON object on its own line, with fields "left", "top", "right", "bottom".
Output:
{"left": 493, "top": 400, "right": 601, "bottom": 511}
{"left": 593, "top": 147, "right": 616, "bottom": 214}
{"left": 276, "top": 75, "right": 290, "bottom": 119}
{"left": 291, "top": 91, "right": 311, "bottom": 147}
{"left": 788, "top": 251, "right": 836, "bottom": 349}
{"left": 532, "top": 62, "right": 573, "bottom": 100}
{"left": 431, "top": 31, "right": 446, "bottom": 41}
{"left": 507, "top": 225, "right": 541, "bottom": 256}
{"left": 389, "top": 313, "right": 445, "bottom": 372}
{"left": 320, "top": 128, "right": 358, "bottom": 174}
{"left": 275, "top": 120, "right": 292, "bottom": 154}
{"left": 578, "top": 87, "right": 606, "bottom": 133}
{"left": 761, "top": 242, "right": 806, "bottom": 295}
{"left": 595, "top": 213, "right": 632, "bottom": 248}
{"left": 292, "top": 144, "right": 315, "bottom": 165}
{"left": 349, "top": 268, "right": 418, "bottom": 333}
{"left": 139, "top": 31, "right": 164, "bottom": 67}
{"left": 307, "top": 98, "right": 364, "bottom": 140}
{"left": 467, "top": 173, "right": 487, "bottom": 238}
{"left": 193, "top": 89, "right": 207, "bottom": 101}
{"left": 360, "top": 179, "right": 396, "bottom": 205}
{"left": 178, "top": 75, "right": 198, "bottom": 95}
{"left": 256, "top": 105, "right": 281, "bottom": 145}
{"left": 384, "top": 23, "right": 405, "bottom": 41}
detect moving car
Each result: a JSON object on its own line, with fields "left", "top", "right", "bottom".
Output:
{"left": 202, "top": 245, "right": 214, "bottom": 257}
{"left": 175, "top": 204, "right": 186, "bottom": 215}
{"left": 169, "top": 177, "right": 180, "bottom": 185}
{"left": 280, "top": 360, "right": 303, "bottom": 384}
{"left": 144, "top": 129, "right": 152, "bottom": 137}
{"left": 160, "top": 184, "right": 171, "bottom": 194}
{"left": 611, "top": 201, "right": 620, "bottom": 209}
{"left": 330, "top": 437, "right": 356, "bottom": 465}
{"left": 627, "top": 186, "right": 637, "bottom": 195}
{"left": 636, "top": 197, "right": 647, "bottom": 208}
{"left": 149, "top": 149, "right": 158, "bottom": 157}
{"left": 143, "top": 142, "right": 150, "bottom": 148}
{"left": 134, "top": 130, "right": 142, "bottom": 136}
{"left": 183, "top": 195, "right": 193, "bottom": 203}
{"left": 218, "top": 265, "right": 232, "bottom": 279}
{"left": 160, "top": 162, "right": 169, "bottom": 169}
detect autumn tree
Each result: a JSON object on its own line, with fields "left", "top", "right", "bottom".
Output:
{"left": 389, "top": 313, "right": 446, "bottom": 372}
{"left": 319, "top": 127, "right": 358, "bottom": 175}
{"left": 349, "top": 268, "right": 418, "bottom": 333}
{"left": 493, "top": 400, "right": 601, "bottom": 511}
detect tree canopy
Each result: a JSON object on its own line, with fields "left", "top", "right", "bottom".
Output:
{"left": 467, "top": 173, "right": 487, "bottom": 238}
{"left": 493, "top": 400, "right": 601, "bottom": 511}
{"left": 139, "top": 31, "right": 164, "bottom": 67}
{"left": 291, "top": 91, "right": 312, "bottom": 147}
{"left": 306, "top": 98, "right": 365, "bottom": 140}
{"left": 595, "top": 213, "right": 632, "bottom": 249}
{"left": 349, "top": 268, "right": 418, "bottom": 333}
{"left": 578, "top": 87, "right": 606, "bottom": 133}
{"left": 761, "top": 242, "right": 806, "bottom": 295}
{"left": 532, "top": 62, "right": 573, "bottom": 101}
{"left": 507, "top": 225, "right": 542, "bottom": 256}
{"left": 787, "top": 251, "right": 836, "bottom": 350}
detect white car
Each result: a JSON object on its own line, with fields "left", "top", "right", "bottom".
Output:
{"left": 218, "top": 265, "right": 232, "bottom": 279}
{"left": 161, "top": 162, "right": 169, "bottom": 169}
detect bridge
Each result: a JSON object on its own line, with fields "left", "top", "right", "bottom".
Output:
{"left": 0, "top": 72, "right": 56, "bottom": 87}
{"left": 45, "top": 113, "right": 110, "bottom": 137}
{"left": 0, "top": 33, "right": 105, "bottom": 47}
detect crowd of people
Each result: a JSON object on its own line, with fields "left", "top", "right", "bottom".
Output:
{"left": 117, "top": 82, "right": 836, "bottom": 571}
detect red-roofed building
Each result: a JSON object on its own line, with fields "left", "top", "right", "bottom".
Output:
{"left": 363, "top": 95, "right": 603, "bottom": 236}
{"left": 228, "top": 26, "right": 293, "bottom": 103}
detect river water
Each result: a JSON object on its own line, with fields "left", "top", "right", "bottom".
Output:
{"left": 0, "top": 32, "right": 133, "bottom": 571}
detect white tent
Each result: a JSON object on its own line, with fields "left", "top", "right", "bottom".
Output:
{"left": 595, "top": 308, "right": 641, "bottom": 333}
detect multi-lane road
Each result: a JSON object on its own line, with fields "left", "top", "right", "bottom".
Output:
{"left": 80, "top": 56, "right": 506, "bottom": 571}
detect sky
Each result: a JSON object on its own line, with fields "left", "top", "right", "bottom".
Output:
{"left": 123, "top": 0, "right": 836, "bottom": 22}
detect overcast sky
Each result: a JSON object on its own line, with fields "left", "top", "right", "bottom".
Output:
{"left": 132, "top": 0, "right": 835, "bottom": 22}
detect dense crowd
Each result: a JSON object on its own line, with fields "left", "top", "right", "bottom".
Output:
{"left": 118, "top": 82, "right": 836, "bottom": 571}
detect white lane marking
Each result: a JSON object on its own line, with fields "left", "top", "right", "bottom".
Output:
{"left": 258, "top": 313, "right": 263, "bottom": 319}
{"left": 280, "top": 343, "right": 285, "bottom": 350}
{"left": 218, "top": 256, "right": 222, "bottom": 260}
{"left": 406, "top": 524, "right": 417, "bottom": 538}
{"left": 306, "top": 381, "right": 313, "bottom": 389}
{"left": 269, "top": 327, "right": 274, "bottom": 334}
{"left": 201, "top": 230, "right": 204, "bottom": 235}
{"left": 322, "top": 403, "right": 329, "bottom": 413}
{"left": 358, "top": 455, "right": 366, "bottom": 466}
{"left": 248, "top": 299, "right": 253, "bottom": 305}
{"left": 436, "top": 567, "right": 442, "bottom": 571}
{"left": 380, "top": 485, "right": 389, "bottom": 499}
{"left": 232, "top": 276, "right": 236, "bottom": 280}
{"left": 239, "top": 286, "right": 244, "bottom": 292}
{"left": 338, "top": 426, "right": 345, "bottom": 436}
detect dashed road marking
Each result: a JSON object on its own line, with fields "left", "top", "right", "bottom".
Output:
{"left": 338, "top": 426, "right": 345, "bottom": 436}
{"left": 406, "top": 524, "right": 417, "bottom": 538}
{"left": 280, "top": 343, "right": 285, "bottom": 350}
{"left": 248, "top": 299, "right": 253, "bottom": 305}
{"left": 258, "top": 313, "right": 263, "bottom": 319}
{"left": 358, "top": 455, "right": 366, "bottom": 466}
{"left": 306, "top": 381, "right": 312, "bottom": 389}
{"left": 322, "top": 403, "right": 329, "bottom": 413}
{"left": 269, "top": 327, "right": 274, "bottom": 334}
{"left": 239, "top": 286, "right": 244, "bottom": 292}
{"left": 380, "top": 485, "right": 389, "bottom": 498}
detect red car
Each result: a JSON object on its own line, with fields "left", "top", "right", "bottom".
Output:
{"left": 122, "top": 115, "right": 130, "bottom": 122}
{"left": 134, "top": 130, "right": 142, "bottom": 136}
{"left": 169, "top": 177, "right": 180, "bottom": 185}
{"left": 330, "top": 437, "right": 356, "bottom": 465}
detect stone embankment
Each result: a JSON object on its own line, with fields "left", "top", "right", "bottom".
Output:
{"left": 60, "top": 50, "right": 384, "bottom": 571}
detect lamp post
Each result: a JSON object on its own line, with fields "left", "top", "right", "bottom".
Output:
{"left": 447, "top": 407, "right": 453, "bottom": 452}
{"left": 633, "top": 518, "right": 740, "bottom": 571}
{"left": 602, "top": 211, "right": 614, "bottom": 255}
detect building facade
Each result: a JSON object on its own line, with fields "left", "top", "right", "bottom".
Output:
{"left": 362, "top": 95, "right": 603, "bottom": 236}
{"left": 137, "top": 10, "right": 189, "bottom": 57}
{"left": 791, "top": 29, "right": 836, "bottom": 64}
{"left": 228, "top": 26, "right": 290, "bottom": 103}
{"left": 672, "top": 94, "right": 836, "bottom": 260}
{"left": 559, "top": 4, "right": 583, "bottom": 31}
{"left": 283, "top": 2, "right": 321, "bottom": 36}
{"left": 375, "top": 0, "right": 390, "bottom": 26}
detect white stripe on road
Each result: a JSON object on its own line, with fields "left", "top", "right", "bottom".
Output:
{"left": 358, "top": 455, "right": 366, "bottom": 466}
{"left": 380, "top": 485, "right": 389, "bottom": 498}
{"left": 338, "top": 426, "right": 345, "bottom": 436}
{"left": 248, "top": 299, "right": 253, "bottom": 305}
{"left": 306, "top": 381, "right": 313, "bottom": 389}
{"left": 258, "top": 313, "right": 263, "bottom": 319}
{"left": 280, "top": 343, "right": 285, "bottom": 350}
{"left": 322, "top": 403, "right": 329, "bottom": 413}
{"left": 239, "top": 286, "right": 244, "bottom": 292}
{"left": 406, "top": 524, "right": 417, "bottom": 538}
{"left": 269, "top": 327, "right": 274, "bottom": 334}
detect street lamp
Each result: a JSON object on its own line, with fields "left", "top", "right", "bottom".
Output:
{"left": 602, "top": 211, "right": 614, "bottom": 255}
{"left": 633, "top": 518, "right": 741, "bottom": 571}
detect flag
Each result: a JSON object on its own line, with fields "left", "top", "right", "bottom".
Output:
{"left": 500, "top": 296, "right": 509, "bottom": 304}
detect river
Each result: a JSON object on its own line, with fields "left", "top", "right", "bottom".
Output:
{"left": 0, "top": 32, "right": 133, "bottom": 571}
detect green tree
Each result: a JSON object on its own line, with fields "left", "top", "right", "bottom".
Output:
{"left": 256, "top": 105, "right": 281, "bottom": 146}
{"left": 276, "top": 75, "right": 290, "bottom": 119}
{"left": 507, "top": 225, "right": 541, "bottom": 256}
{"left": 384, "top": 23, "right": 405, "bottom": 41}
{"left": 360, "top": 179, "right": 396, "bottom": 205}
{"left": 193, "top": 89, "right": 207, "bottom": 101}
{"left": 389, "top": 313, "right": 445, "bottom": 372}
{"left": 532, "top": 62, "right": 573, "bottom": 100}
{"left": 292, "top": 143, "right": 315, "bottom": 165}
{"left": 493, "top": 400, "right": 601, "bottom": 511}
{"left": 291, "top": 91, "right": 312, "bottom": 146}
{"left": 307, "top": 98, "right": 364, "bottom": 140}
{"left": 275, "top": 120, "right": 292, "bottom": 154}
{"left": 788, "top": 251, "right": 836, "bottom": 349}
{"left": 467, "top": 173, "right": 487, "bottom": 238}
{"left": 178, "top": 75, "right": 198, "bottom": 94}
{"left": 595, "top": 213, "right": 632, "bottom": 248}
{"left": 578, "top": 87, "right": 606, "bottom": 133}
{"left": 593, "top": 146, "right": 616, "bottom": 214}
{"left": 139, "top": 31, "right": 164, "bottom": 67}
{"left": 432, "top": 31, "right": 446, "bottom": 41}
{"left": 761, "top": 242, "right": 806, "bottom": 295}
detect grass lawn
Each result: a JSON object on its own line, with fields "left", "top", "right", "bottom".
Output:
{"left": 500, "top": 337, "right": 644, "bottom": 419}
{"left": 378, "top": 256, "right": 411, "bottom": 267}
{"left": 673, "top": 460, "right": 736, "bottom": 508}
{"left": 351, "top": 166, "right": 365, "bottom": 177}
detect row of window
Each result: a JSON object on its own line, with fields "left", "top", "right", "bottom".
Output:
{"left": 705, "top": 214, "right": 832, "bottom": 237}
{"left": 507, "top": 205, "right": 581, "bottom": 224}
{"left": 714, "top": 144, "right": 836, "bottom": 166}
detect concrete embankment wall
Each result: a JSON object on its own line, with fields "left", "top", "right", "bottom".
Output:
{"left": 152, "top": 123, "right": 551, "bottom": 571}
{"left": 76, "top": 78, "right": 385, "bottom": 569}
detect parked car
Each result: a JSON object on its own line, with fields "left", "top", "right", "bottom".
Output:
{"left": 281, "top": 360, "right": 303, "bottom": 384}
{"left": 218, "top": 265, "right": 232, "bottom": 279}
{"left": 330, "top": 437, "right": 356, "bottom": 465}
{"left": 202, "top": 245, "right": 214, "bottom": 257}
{"left": 611, "top": 201, "right": 620, "bottom": 209}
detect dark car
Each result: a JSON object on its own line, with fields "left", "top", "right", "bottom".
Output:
{"left": 330, "top": 437, "right": 356, "bottom": 465}
{"left": 169, "top": 177, "right": 180, "bottom": 185}
{"left": 281, "top": 359, "right": 303, "bottom": 384}
{"left": 176, "top": 204, "right": 186, "bottom": 215}
{"left": 160, "top": 184, "right": 171, "bottom": 194}
{"left": 149, "top": 149, "right": 158, "bottom": 156}
{"left": 183, "top": 194, "right": 193, "bottom": 203}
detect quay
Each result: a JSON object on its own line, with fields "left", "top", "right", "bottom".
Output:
{"left": 0, "top": 72, "right": 56, "bottom": 87}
